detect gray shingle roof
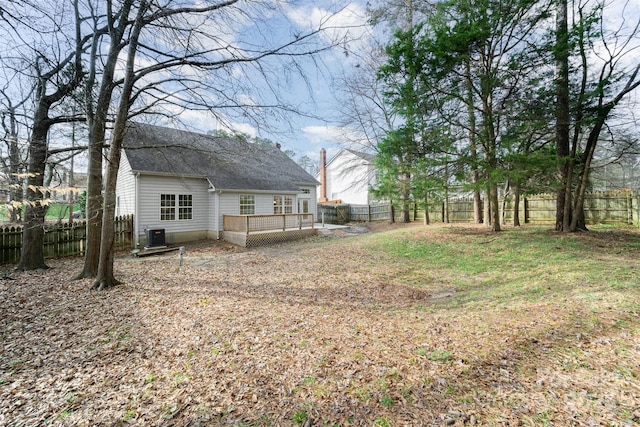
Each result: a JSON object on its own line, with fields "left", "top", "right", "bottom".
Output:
{"left": 122, "top": 122, "right": 319, "bottom": 191}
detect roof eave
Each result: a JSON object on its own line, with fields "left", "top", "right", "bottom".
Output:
{"left": 131, "top": 170, "right": 207, "bottom": 179}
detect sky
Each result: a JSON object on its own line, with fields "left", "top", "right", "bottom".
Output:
{"left": 175, "top": 0, "right": 374, "bottom": 166}
{"left": 7, "top": 0, "right": 639, "bottom": 174}
{"left": 187, "top": 0, "right": 640, "bottom": 167}
{"left": 33, "top": 0, "right": 374, "bottom": 173}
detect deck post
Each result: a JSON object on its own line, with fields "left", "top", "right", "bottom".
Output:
{"left": 283, "top": 214, "right": 286, "bottom": 231}
{"left": 246, "top": 215, "right": 250, "bottom": 235}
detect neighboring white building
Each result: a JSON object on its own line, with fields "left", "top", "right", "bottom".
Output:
{"left": 317, "top": 148, "right": 377, "bottom": 205}
{"left": 116, "top": 122, "right": 319, "bottom": 247}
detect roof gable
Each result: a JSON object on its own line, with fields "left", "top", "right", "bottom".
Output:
{"left": 122, "top": 122, "right": 319, "bottom": 191}
{"left": 326, "top": 148, "right": 376, "bottom": 168}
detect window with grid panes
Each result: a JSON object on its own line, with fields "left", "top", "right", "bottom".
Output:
{"left": 273, "top": 195, "right": 283, "bottom": 214}
{"left": 178, "top": 194, "right": 193, "bottom": 220}
{"left": 240, "top": 195, "right": 255, "bottom": 214}
{"left": 160, "top": 194, "right": 176, "bottom": 220}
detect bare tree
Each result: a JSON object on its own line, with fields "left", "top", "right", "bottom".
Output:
{"left": 75, "top": 0, "right": 134, "bottom": 279}
{"left": 0, "top": 89, "right": 29, "bottom": 223}
{"left": 557, "top": 0, "right": 640, "bottom": 232}
{"left": 333, "top": 39, "right": 396, "bottom": 152}
{"left": 84, "top": 0, "right": 358, "bottom": 289}
{"left": 0, "top": 0, "right": 89, "bottom": 270}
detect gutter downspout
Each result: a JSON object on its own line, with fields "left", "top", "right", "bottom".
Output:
{"left": 319, "top": 148, "right": 328, "bottom": 202}
{"left": 215, "top": 190, "right": 221, "bottom": 240}
{"left": 134, "top": 172, "right": 140, "bottom": 247}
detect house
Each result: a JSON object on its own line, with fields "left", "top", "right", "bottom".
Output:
{"left": 317, "top": 148, "right": 377, "bottom": 205}
{"left": 115, "top": 122, "right": 319, "bottom": 247}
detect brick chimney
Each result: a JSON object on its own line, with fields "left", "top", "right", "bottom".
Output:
{"left": 319, "top": 148, "right": 328, "bottom": 202}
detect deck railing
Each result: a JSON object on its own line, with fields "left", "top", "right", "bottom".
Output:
{"left": 223, "top": 213, "right": 315, "bottom": 234}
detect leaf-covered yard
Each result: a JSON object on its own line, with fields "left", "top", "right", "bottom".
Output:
{"left": 1, "top": 223, "right": 639, "bottom": 426}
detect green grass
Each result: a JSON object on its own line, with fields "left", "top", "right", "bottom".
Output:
{"left": 0, "top": 202, "right": 81, "bottom": 222}
{"left": 362, "top": 224, "right": 640, "bottom": 309}
{"left": 291, "top": 410, "right": 308, "bottom": 424}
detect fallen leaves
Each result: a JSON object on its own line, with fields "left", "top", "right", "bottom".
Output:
{"left": 1, "top": 223, "right": 639, "bottom": 426}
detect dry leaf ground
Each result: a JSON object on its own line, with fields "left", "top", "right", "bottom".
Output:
{"left": 1, "top": 223, "right": 639, "bottom": 426}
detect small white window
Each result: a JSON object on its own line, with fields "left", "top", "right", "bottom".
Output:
{"left": 240, "top": 195, "right": 255, "bottom": 214}
{"left": 160, "top": 194, "right": 176, "bottom": 221}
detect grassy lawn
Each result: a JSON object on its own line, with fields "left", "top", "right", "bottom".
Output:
{"left": 0, "top": 202, "right": 80, "bottom": 223}
{"left": 1, "top": 223, "right": 639, "bottom": 426}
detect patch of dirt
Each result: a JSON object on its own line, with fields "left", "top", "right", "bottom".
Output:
{"left": 1, "top": 224, "right": 639, "bottom": 426}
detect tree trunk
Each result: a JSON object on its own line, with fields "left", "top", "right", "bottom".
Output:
{"left": 92, "top": 139, "right": 122, "bottom": 290}
{"left": 93, "top": 1, "right": 147, "bottom": 290}
{"left": 501, "top": 180, "right": 510, "bottom": 226}
{"left": 4, "top": 107, "right": 23, "bottom": 223}
{"left": 483, "top": 189, "right": 491, "bottom": 227}
{"left": 15, "top": 0, "right": 84, "bottom": 269}
{"left": 443, "top": 196, "right": 449, "bottom": 224}
{"left": 423, "top": 194, "right": 430, "bottom": 225}
{"left": 16, "top": 120, "right": 50, "bottom": 271}
{"left": 400, "top": 171, "right": 411, "bottom": 223}
{"left": 570, "top": 114, "right": 608, "bottom": 231}
{"left": 77, "top": 136, "right": 103, "bottom": 278}
{"left": 490, "top": 184, "right": 500, "bottom": 232}
{"left": 76, "top": 0, "right": 134, "bottom": 279}
{"left": 513, "top": 182, "right": 521, "bottom": 227}
{"left": 465, "top": 57, "right": 482, "bottom": 224}
{"left": 555, "top": 0, "right": 571, "bottom": 232}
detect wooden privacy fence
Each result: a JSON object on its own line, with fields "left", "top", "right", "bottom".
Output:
{"left": 318, "top": 203, "right": 394, "bottom": 224}
{"left": 0, "top": 215, "right": 134, "bottom": 264}
{"left": 470, "top": 191, "right": 637, "bottom": 226}
{"left": 317, "top": 204, "right": 351, "bottom": 224}
{"left": 318, "top": 191, "right": 640, "bottom": 227}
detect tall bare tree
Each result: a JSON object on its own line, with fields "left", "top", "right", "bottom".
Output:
{"left": 75, "top": 0, "right": 134, "bottom": 279}
{"left": 0, "top": 0, "right": 88, "bottom": 270}
{"left": 84, "top": 0, "right": 355, "bottom": 289}
{"left": 0, "top": 90, "right": 29, "bottom": 223}
{"left": 556, "top": 0, "right": 640, "bottom": 232}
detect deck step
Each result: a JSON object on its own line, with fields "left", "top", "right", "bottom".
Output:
{"left": 132, "top": 247, "right": 179, "bottom": 257}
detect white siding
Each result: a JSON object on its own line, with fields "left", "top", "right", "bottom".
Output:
{"left": 324, "top": 150, "right": 375, "bottom": 205}
{"left": 217, "top": 192, "right": 239, "bottom": 231}
{"left": 115, "top": 153, "right": 136, "bottom": 216}
{"left": 255, "top": 194, "right": 277, "bottom": 214}
{"left": 137, "top": 175, "right": 210, "bottom": 235}
{"left": 217, "top": 190, "right": 318, "bottom": 229}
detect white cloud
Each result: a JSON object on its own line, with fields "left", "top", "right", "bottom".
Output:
{"left": 302, "top": 124, "right": 365, "bottom": 145}
{"left": 286, "top": 2, "right": 372, "bottom": 51}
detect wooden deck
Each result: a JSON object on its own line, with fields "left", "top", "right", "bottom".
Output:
{"left": 222, "top": 214, "right": 316, "bottom": 247}
{"left": 223, "top": 227, "right": 316, "bottom": 248}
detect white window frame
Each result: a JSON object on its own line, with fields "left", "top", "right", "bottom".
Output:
{"left": 160, "top": 193, "right": 192, "bottom": 221}
{"left": 240, "top": 194, "right": 255, "bottom": 215}
{"left": 160, "top": 194, "right": 176, "bottom": 221}
{"left": 273, "top": 195, "right": 293, "bottom": 214}
{"left": 178, "top": 194, "right": 193, "bottom": 220}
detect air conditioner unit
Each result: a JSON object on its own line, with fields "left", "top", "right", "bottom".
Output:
{"left": 146, "top": 228, "right": 166, "bottom": 248}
